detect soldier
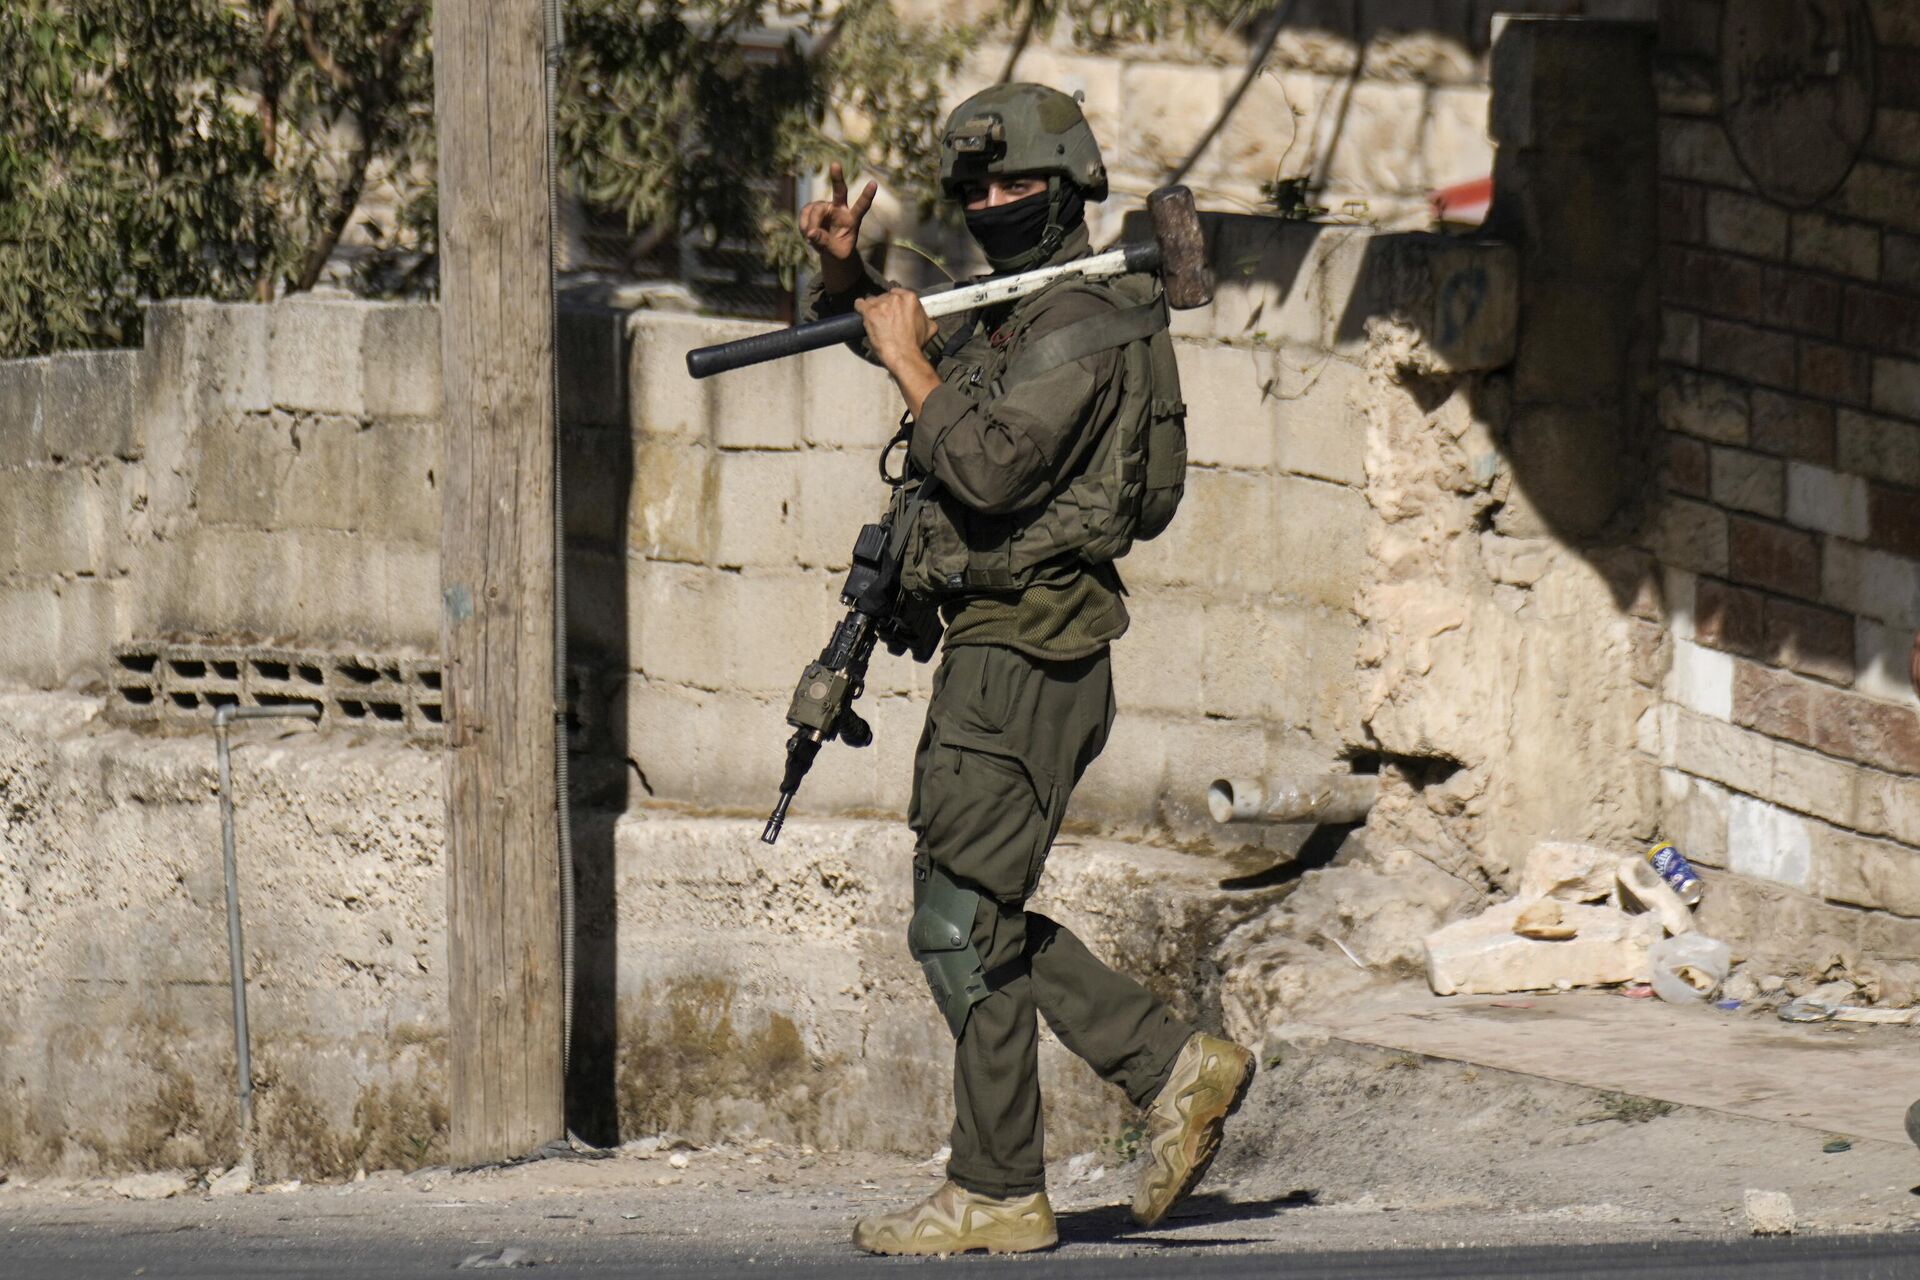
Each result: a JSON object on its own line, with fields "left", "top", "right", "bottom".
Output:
{"left": 799, "top": 84, "right": 1255, "bottom": 1256}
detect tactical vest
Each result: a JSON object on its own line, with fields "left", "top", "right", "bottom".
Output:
{"left": 893, "top": 272, "right": 1187, "bottom": 598}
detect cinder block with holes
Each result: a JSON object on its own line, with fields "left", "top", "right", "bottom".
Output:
{"left": 107, "top": 640, "right": 441, "bottom": 736}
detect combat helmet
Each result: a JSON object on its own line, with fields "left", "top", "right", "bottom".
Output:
{"left": 939, "top": 82, "right": 1108, "bottom": 202}
{"left": 940, "top": 82, "right": 1107, "bottom": 272}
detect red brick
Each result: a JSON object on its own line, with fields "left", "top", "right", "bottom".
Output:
{"left": 1735, "top": 661, "right": 1920, "bottom": 775}
{"left": 1732, "top": 660, "right": 1815, "bottom": 744}
{"left": 1695, "top": 576, "right": 1768, "bottom": 657}
{"left": 1666, "top": 432, "right": 1709, "bottom": 496}
{"left": 1727, "top": 515, "right": 1822, "bottom": 599}
{"left": 1854, "top": 698, "right": 1920, "bottom": 775}
{"left": 1810, "top": 686, "right": 1920, "bottom": 776}
{"left": 1764, "top": 596, "right": 1856, "bottom": 685}
{"left": 1797, "top": 339, "right": 1873, "bottom": 407}
{"left": 1701, "top": 318, "right": 1796, "bottom": 389}
{"left": 1763, "top": 267, "right": 1842, "bottom": 336}
{"left": 1750, "top": 390, "right": 1836, "bottom": 463}
{"left": 1843, "top": 285, "right": 1920, "bottom": 355}
{"left": 1660, "top": 181, "right": 1706, "bottom": 246}
{"left": 1869, "top": 482, "right": 1920, "bottom": 558}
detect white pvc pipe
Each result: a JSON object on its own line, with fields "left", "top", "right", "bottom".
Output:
{"left": 1207, "top": 774, "right": 1379, "bottom": 825}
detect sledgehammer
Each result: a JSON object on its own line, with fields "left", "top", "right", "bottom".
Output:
{"left": 684, "top": 184, "right": 1213, "bottom": 380}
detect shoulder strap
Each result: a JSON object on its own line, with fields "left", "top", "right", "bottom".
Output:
{"left": 999, "top": 291, "right": 1169, "bottom": 387}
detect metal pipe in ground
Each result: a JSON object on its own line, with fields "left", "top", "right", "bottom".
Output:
{"left": 1207, "top": 774, "right": 1379, "bottom": 825}
{"left": 215, "top": 702, "right": 321, "bottom": 1168}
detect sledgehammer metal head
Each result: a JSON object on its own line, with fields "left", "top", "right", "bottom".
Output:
{"left": 1144, "top": 184, "right": 1212, "bottom": 310}
{"left": 684, "top": 183, "right": 1213, "bottom": 380}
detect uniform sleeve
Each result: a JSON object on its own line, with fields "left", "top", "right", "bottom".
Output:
{"left": 906, "top": 287, "right": 1124, "bottom": 515}
{"left": 907, "top": 345, "right": 1118, "bottom": 515}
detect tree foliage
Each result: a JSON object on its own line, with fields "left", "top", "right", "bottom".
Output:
{"left": 558, "top": 0, "right": 970, "bottom": 282}
{"left": 0, "top": 0, "right": 430, "bottom": 359}
{"left": 1, "top": 0, "right": 1243, "bottom": 358}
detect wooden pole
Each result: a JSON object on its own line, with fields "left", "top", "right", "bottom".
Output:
{"left": 433, "top": 0, "right": 565, "bottom": 1165}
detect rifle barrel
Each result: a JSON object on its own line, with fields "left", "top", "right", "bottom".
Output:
{"left": 762, "top": 790, "right": 796, "bottom": 845}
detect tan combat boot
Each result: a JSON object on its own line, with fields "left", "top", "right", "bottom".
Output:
{"left": 1132, "top": 1032, "right": 1256, "bottom": 1227}
{"left": 851, "top": 1179, "right": 1058, "bottom": 1256}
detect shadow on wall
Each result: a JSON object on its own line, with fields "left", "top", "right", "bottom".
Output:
{"left": 555, "top": 304, "right": 634, "bottom": 1147}
{"left": 1114, "top": 20, "right": 1664, "bottom": 596}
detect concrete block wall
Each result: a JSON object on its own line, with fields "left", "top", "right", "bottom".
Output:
{"left": 0, "top": 299, "right": 445, "bottom": 694}
{"left": 0, "top": 692, "right": 448, "bottom": 1178}
{"left": 0, "top": 350, "right": 142, "bottom": 687}
{"left": 139, "top": 298, "right": 443, "bottom": 649}
{"left": 1646, "top": 1, "right": 1920, "bottom": 928}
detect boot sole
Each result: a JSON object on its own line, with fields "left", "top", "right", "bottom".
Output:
{"left": 854, "top": 1237, "right": 1059, "bottom": 1257}
{"left": 853, "top": 1229, "right": 1059, "bottom": 1257}
{"left": 1131, "top": 1045, "right": 1256, "bottom": 1228}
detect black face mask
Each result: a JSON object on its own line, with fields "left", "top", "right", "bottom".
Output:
{"left": 964, "top": 184, "right": 1086, "bottom": 271}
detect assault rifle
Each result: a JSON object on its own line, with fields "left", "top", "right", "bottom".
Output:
{"left": 762, "top": 500, "right": 941, "bottom": 844}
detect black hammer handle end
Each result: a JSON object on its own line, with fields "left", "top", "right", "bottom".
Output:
{"left": 686, "top": 309, "right": 868, "bottom": 379}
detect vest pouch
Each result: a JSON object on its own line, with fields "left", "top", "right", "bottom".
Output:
{"left": 897, "top": 485, "right": 972, "bottom": 597}
{"left": 895, "top": 272, "right": 1189, "bottom": 597}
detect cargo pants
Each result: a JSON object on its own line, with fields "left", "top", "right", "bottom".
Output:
{"left": 909, "top": 643, "right": 1196, "bottom": 1199}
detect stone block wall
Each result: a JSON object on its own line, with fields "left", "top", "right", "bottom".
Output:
{"left": 867, "top": 0, "right": 1659, "bottom": 288}
{"left": 0, "top": 217, "right": 1570, "bottom": 870}
{"left": 1643, "top": 0, "right": 1920, "bottom": 931}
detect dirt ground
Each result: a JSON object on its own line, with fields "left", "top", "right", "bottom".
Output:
{"left": 6, "top": 1040, "right": 1918, "bottom": 1266}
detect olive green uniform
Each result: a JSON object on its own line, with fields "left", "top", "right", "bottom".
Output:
{"left": 806, "top": 225, "right": 1196, "bottom": 1198}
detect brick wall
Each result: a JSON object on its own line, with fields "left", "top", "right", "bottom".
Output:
{"left": 1650, "top": 0, "right": 1920, "bottom": 921}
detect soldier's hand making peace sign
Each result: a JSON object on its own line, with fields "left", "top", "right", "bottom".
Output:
{"left": 800, "top": 161, "right": 877, "bottom": 293}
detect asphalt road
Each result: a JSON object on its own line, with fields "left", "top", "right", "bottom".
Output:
{"left": 7, "top": 1226, "right": 1920, "bottom": 1279}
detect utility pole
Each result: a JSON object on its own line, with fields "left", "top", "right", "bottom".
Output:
{"left": 433, "top": 0, "right": 565, "bottom": 1165}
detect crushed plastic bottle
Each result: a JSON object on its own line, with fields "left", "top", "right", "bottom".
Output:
{"left": 1648, "top": 933, "right": 1731, "bottom": 1003}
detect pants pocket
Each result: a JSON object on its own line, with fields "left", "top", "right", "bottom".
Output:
{"left": 920, "top": 723, "right": 1056, "bottom": 903}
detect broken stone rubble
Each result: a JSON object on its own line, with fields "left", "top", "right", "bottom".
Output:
{"left": 1424, "top": 898, "right": 1663, "bottom": 997}
{"left": 1743, "top": 1189, "right": 1795, "bottom": 1236}
{"left": 1422, "top": 841, "right": 1733, "bottom": 998}
{"left": 1514, "top": 841, "right": 1618, "bottom": 903}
